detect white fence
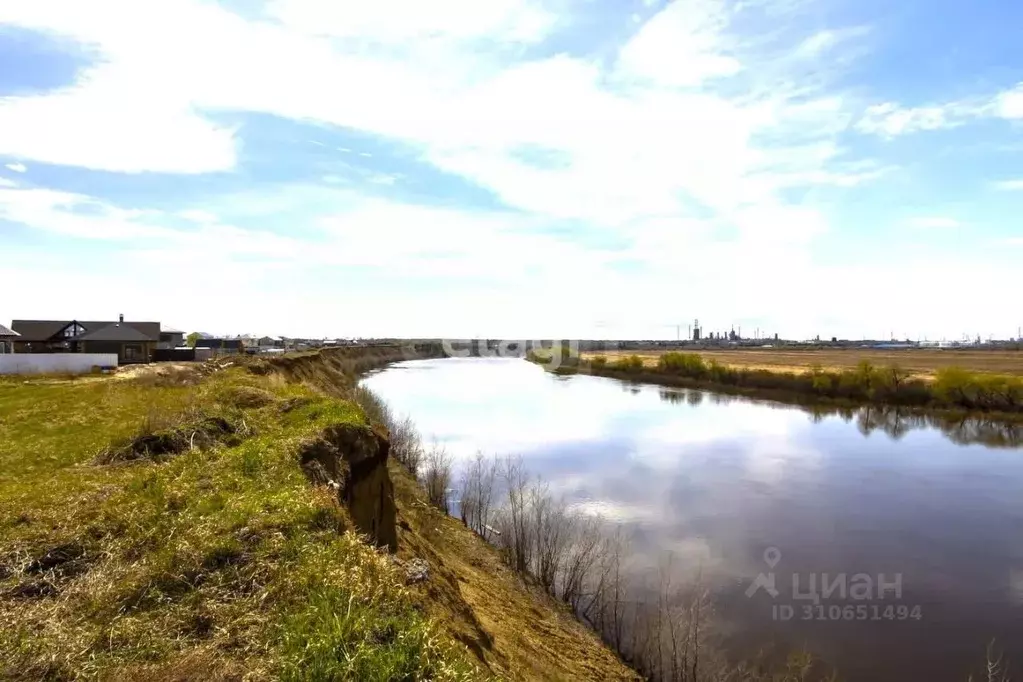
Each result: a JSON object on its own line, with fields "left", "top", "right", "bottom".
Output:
{"left": 0, "top": 353, "right": 119, "bottom": 375}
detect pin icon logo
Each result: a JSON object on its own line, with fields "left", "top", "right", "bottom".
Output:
{"left": 745, "top": 546, "right": 782, "bottom": 598}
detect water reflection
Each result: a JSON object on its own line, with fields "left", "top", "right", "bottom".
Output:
{"left": 657, "top": 388, "right": 1022, "bottom": 448}
{"left": 363, "top": 358, "right": 1023, "bottom": 682}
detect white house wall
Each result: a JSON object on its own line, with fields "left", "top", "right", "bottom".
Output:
{"left": 0, "top": 354, "right": 119, "bottom": 375}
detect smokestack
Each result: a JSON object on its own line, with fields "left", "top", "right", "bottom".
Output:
{"left": 118, "top": 313, "right": 124, "bottom": 324}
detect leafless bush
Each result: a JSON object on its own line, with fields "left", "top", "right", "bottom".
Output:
{"left": 350, "top": 384, "right": 389, "bottom": 426}
{"left": 497, "top": 456, "right": 532, "bottom": 574}
{"left": 420, "top": 444, "right": 453, "bottom": 513}
{"left": 968, "top": 641, "right": 1011, "bottom": 682}
{"left": 628, "top": 561, "right": 716, "bottom": 682}
{"left": 530, "top": 480, "right": 575, "bottom": 594}
{"left": 348, "top": 387, "right": 424, "bottom": 476}
{"left": 389, "top": 416, "right": 424, "bottom": 476}
{"left": 482, "top": 456, "right": 848, "bottom": 681}
{"left": 559, "top": 514, "right": 605, "bottom": 610}
{"left": 459, "top": 451, "right": 498, "bottom": 540}
{"left": 586, "top": 525, "right": 630, "bottom": 651}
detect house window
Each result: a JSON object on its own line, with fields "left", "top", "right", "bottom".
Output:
{"left": 124, "top": 344, "right": 142, "bottom": 361}
{"left": 62, "top": 323, "right": 85, "bottom": 338}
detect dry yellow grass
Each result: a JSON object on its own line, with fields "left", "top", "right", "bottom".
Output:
{"left": 584, "top": 348, "right": 1023, "bottom": 381}
{"left": 389, "top": 462, "right": 640, "bottom": 682}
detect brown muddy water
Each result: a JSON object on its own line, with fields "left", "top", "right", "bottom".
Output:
{"left": 363, "top": 357, "right": 1023, "bottom": 682}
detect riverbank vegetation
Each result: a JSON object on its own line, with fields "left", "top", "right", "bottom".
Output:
{"left": 590, "top": 348, "right": 1023, "bottom": 380}
{"left": 534, "top": 349, "right": 1023, "bottom": 417}
{"left": 2, "top": 348, "right": 642, "bottom": 680}
{"left": 0, "top": 361, "right": 475, "bottom": 680}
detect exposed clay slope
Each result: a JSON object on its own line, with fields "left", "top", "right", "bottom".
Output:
{"left": 299, "top": 422, "right": 398, "bottom": 552}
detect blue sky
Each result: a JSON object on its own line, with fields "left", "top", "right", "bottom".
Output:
{"left": 1, "top": 0, "right": 1021, "bottom": 340}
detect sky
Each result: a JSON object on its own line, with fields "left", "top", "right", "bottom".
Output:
{"left": 1, "top": 0, "right": 1021, "bottom": 341}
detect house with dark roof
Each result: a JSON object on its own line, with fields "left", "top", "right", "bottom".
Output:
{"left": 194, "top": 338, "right": 244, "bottom": 355}
{"left": 0, "top": 323, "right": 19, "bottom": 354}
{"left": 10, "top": 316, "right": 160, "bottom": 364}
{"left": 159, "top": 325, "right": 185, "bottom": 349}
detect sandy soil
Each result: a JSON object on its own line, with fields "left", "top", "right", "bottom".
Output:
{"left": 113, "top": 362, "right": 201, "bottom": 380}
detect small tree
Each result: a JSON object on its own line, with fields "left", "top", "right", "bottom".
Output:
{"left": 186, "top": 332, "right": 200, "bottom": 348}
{"left": 421, "top": 445, "right": 453, "bottom": 513}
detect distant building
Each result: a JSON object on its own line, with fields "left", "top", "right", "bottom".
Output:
{"left": 10, "top": 316, "right": 159, "bottom": 364}
{"left": 0, "top": 323, "right": 19, "bottom": 354}
{"left": 158, "top": 325, "right": 185, "bottom": 350}
{"left": 194, "top": 338, "right": 245, "bottom": 355}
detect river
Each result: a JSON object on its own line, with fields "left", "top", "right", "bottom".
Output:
{"left": 362, "top": 357, "right": 1023, "bottom": 682}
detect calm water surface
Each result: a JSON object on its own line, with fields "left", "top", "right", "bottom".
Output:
{"left": 363, "top": 358, "right": 1023, "bottom": 682}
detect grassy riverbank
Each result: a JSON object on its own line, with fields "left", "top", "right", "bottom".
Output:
{"left": 533, "top": 349, "right": 1023, "bottom": 418}
{"left": 0, "top": 361, "right": 472, "bottom": 680}
{"left": 0, "top": 349, "right": 636, "bottom": 681}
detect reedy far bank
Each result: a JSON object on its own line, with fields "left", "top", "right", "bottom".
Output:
{"left": 530, "top": 349, "right": 1023, "bottom": 418}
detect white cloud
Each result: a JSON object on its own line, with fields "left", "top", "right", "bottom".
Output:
{"left": 856, "top": 82, "right": 1023, "bottom": 138}
{"left": 855, "top": 102, "right": 974, "bottom": 137}
{"left": 0, "top": 60, "right": 236, "bottom": 173}
{"left": 265, "top": 0, "right": 556, "bottom": 43}
{"left": 0, "top": 177, "right": 16, "bottom": 187}
{"left": 993, "top": 179, "right": 1023, "bottom": 191}
{"left": 907, "top": 216, "right": 960, "bottom": 229}
{"left": 5, "top": 162, "right": 27, "bottom": 173}
{"left": 792, "top": 26, "right": 870, "bottom": 59}
{"left": 616, "top": 0, "right": 740, "bottom": 87}
{"left": 177, "top": 209, "right": 219, "bottom": 224}
{"left": 4, "top": 178, "right": 1018, "bottom": 338}
{"left": 995, "top": 84, "right": 1023, "bottom": 119}
{"left": 0, "top": 0, "right": 950, "bottom": 337}
{"left": 0, "top": 0, "right": 869, "bottom": 225}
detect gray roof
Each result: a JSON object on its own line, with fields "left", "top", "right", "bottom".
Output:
{"left": 161, "top": 325, "right": 184, "bottom": 333}
{"left": 73, "top": 323, "right": 154, "bottom": 343}
{"left": 11, "top": 320, "right": 160, "bottom": 342}
{"left": 0, "top": 323, "right": 19, "bottom": 338}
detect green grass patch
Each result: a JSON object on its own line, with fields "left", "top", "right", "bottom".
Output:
{"left": 0, "top": 367, "right": 480, "bottom": 680}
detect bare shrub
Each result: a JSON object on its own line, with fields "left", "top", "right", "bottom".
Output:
{"left": 482, "top": 455, "right": 851, "bottom": 681}
{"left": 497, "top": 456, "right": 532, "bottom": 574}
{"left": 459, "top": 452, "right": 498, "bottom": 540}
{"left": 529, "top": 481, "right": 575, "bottom": 595}
{"left": 559, "top": 514, "right": 604, "bottom": 610}
{"left": 390, "top": 416, "right": 424, "bottom": 477}
{"left": 420, "top": 445, "right": 453, "bottom": 513}
{"left": 348, "top": 387, "right": 423, "bottom": 476}
{"left": 350, "top": 384, "right": 389, "bottom": 426}
{"left": 967, "top": 641, "right": 1011, "bottom": 682}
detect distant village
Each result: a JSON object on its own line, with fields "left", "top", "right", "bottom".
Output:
{"left": 0, "top": 315, "right": 377, "bottom": 375}
{"left": 1, "top": 314, "right": 1020, "bottom": 377}
{"left": 186, "top": 331, "right": 366, "bottom": 357}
